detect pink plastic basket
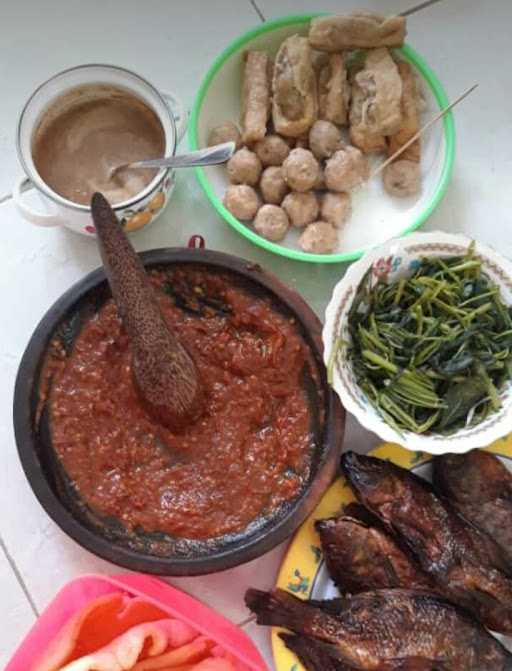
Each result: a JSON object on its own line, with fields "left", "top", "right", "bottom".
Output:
{"left": 6, "top": 573, "right": 268, "bottom": 671}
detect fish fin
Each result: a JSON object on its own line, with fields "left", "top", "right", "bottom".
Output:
{"left": 279, "top": 633, "right": 345, "bottom": 671}
{"left": 377, "top": 554, "right": 400, "bottom": 587}
{"left": 279, "top": 633, "right": 317, "bottom": 670}
{"left": 289, "top": 636, "right": 352, "bottom": 667}
{"left": 375, "top": 658, "right": 443, "bottom": 670}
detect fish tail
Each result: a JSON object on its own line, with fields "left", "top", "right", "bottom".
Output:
{"left": 244, "top": 589, "right": 314, "bottom": 631}
{"left": 245, "top": 589, "right": 347, "bottom": 661}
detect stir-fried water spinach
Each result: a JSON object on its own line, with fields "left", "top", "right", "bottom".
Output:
{"left": 340, "top": 246, "right": 512, "bottom": 433}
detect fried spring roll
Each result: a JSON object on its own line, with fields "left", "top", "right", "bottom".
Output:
{"left": 349, "top": 78, "right": 386, "bottom": 153}
{"left": 349, "top": 48, "right": 402, "bottom": 153}
{"left": 272, "top": 35, "right": 317, "bottom": 138}
{"left": 318, "top": 54, "right": 350, "bottom": 126}
{"left": 309, "top": 12, "right": 406, "bottom": 51}
{"left": 388, "top": 61, "right": 421, "bottom": 162}
{"left": 241, "top": 50, "right": 271, "bottom": 144}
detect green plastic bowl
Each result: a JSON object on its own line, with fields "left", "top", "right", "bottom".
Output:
{"left": 189, "top": 14, "right": 455, "bottom": 264}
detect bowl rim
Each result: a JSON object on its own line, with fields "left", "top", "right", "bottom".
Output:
{"left": 322, "top": 231, "right": 512, "bottom": 454}
{"left": 188, "top": 13, "right": 456, "bottom": 264}
{"left": 13, "top": 248, "right": 345, "bottom": 575}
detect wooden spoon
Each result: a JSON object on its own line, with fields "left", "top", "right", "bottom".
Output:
{"left": 90, "top": 192, "right": 203, "bottom": 431}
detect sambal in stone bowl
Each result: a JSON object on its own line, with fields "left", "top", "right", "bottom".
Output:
{"left": 14, "top": 248, "right": 344, "bottom": 575}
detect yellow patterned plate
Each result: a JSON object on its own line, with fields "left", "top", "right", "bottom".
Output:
{"left": 272, "top": 435, "right": 512, "bottom": 671}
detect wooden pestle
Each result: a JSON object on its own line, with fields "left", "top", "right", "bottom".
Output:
{"left": 90, "top": 192, "right": 203, "bottom": 431}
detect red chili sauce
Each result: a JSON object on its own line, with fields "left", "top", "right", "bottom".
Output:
{"left": 49, "top": 267, "right": 315, "bottom": 540}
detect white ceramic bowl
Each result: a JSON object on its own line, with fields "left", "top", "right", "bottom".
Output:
{"left": 190, "top": 14, "right": 455, "bottom": 264}
{"left": 323, "top": 231, "right": 512, "bottom": 454}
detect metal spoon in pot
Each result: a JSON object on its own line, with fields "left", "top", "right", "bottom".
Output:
{"left": 108, "top": 141, "right": 235, "bottom": 180}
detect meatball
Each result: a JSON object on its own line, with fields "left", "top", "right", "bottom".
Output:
{"left": 383, "top": 160, "right": 421, "bottom": 197}
{"left": 282, "top": 191, "right": 319, "bottom": 228}
{"left": 254, "top": 134, "right": 291, "bottom": 166}
{"left": 254, "top": 204, "right": 289, "bottom": 241}
{"left": 299, "top": 221, "right": 338, "bottom": 254}
{"left": 208, "top": 121, "right": 242, "bottom": 149}
{"left": 324, "top": 146, "right": 369, "bottom": 192}
{"left": 227, "top": 147, "right": 262, "bottom": 186}
{"left": 309, "top": 120, "right": 342, "bottom": 160}
{"left": 223, "top": 185, "right": 260, "bottom": 221}
{"left": 260, "top": 166, "right": 289, "bottom": 204}
{"left": 282, "top": 148, "right": 320, "bottom": 192}
{"left": 321, "top": 192, "right": 352, "bottom": 228}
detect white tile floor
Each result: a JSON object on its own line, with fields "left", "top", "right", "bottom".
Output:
{"left": 2, "top": 0, "right": 512, "bottom": 668}
{"left": 0, "top": 543, "right": 36, "bottom": 664}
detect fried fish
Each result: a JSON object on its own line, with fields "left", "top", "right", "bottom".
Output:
{"left": 341, "top": 451, "right": 512, "bottom": 634}
{"left": 246, "top": 587, "right": 512, "bottom": 670}
{"left": 316, "top": 505, "right": 432, "bottom": 594}
{"left": 434, "top": 449, "right": 512, "bottom": 562}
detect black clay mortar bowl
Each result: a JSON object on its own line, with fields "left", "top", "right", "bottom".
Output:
{"left": 13, "top": 248, "right": 345, "bottom": 576}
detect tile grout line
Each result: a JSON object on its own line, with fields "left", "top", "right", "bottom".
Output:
{"left": 0, "top": 533, "right": 40, "bottom": 618}
{"left": 248, "top": 0, "right": 265, "bottom": 22}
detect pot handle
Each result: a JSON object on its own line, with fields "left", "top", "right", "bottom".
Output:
{"left": 162, "top": 91, "right": 187, "bottom": 143}
{"left": 13, "top": 176, "right": 63, "bottom": 227}
{"left": 188, "top": 235, "right": 206, "bottom": 249}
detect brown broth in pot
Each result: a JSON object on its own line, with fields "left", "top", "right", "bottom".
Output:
{"left": 32, "top": 84, "right": 165, "bottom": 205}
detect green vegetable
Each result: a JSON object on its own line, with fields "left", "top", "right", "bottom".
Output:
{"left": 437, "top": 377, "right": 488, "bottom": 429}
{"left": 343, "top": 248, "right": 512, "bottom": 434}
